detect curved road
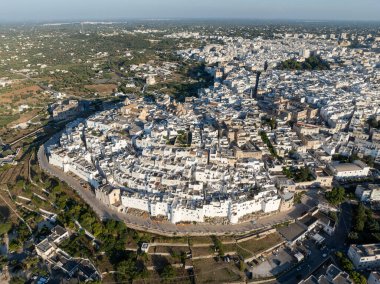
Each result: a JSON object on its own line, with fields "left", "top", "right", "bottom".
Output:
{"left": 38, "top": 144, "right": 309, "bottom": 237}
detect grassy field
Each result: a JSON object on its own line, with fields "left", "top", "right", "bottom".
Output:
{"left": 189, "top": 236, "right": 213, "bottom": 245}
{"left": 152, "top": 236, "right": 189, "bottom": 245}
{"left": 223, "top": 243, "right": 238, "bottom": 254}
{"left": 134, "top": 268, "right": 192, "bottom": 284}
{"left": 0, "top": 84, "right": 44, "bottom": 104}
{"left": 0, "top": 154, "right": 30, "bottom": 185}
{"left": 84, "top": 83, "right": 117, "bottom": 95}
{"left": 0, "top": 82, "right": 49, "bottom": 131}
{"left": 237, "top": 232, "right": 284, "bottom": 259}
{"left": 148, "top": 245, "right": 189, "bottom": 255}
{"left": 190, "top": 246, "right": 214, "bottom": 258}
{"left": 193, "top": 258, "right": 244, "bottom": 283}
{"left": 9, "top": 109, "right": 41, "bottom": 127}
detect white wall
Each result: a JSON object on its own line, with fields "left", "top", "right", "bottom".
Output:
{"left": 121, "top": 195, "right": 150, "bottom": 212}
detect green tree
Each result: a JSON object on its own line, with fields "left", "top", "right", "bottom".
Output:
{"left": 368, "top": 219, "right": 380, "bottom": 232}
{"left": 351, "top": 271, "right": 367, "bottom": 284}
{"left": 325, "top": 187, "right": 345, "bottom": 206}
{"left": 116, "top": 258, "right": 139, "bottom": 282}
{"left": 0, "top": 223, "right": 12, "bottom": 236}
{"left": 9, "top": 277, "right": 27, "bottom": 284}
{"left": 348, "top": 232, "right": 359, "bottom": 240}
{"left": 260, "top": 131, "right": 278, "bottom": 158}
{"left": 160, "top": 264, "right": 176, "bottom": 282}
{"left": 92, "top": 222, "right": 103, "bottom": 237}
{"left": 336, "top": 251, "right": 354, "bottom": 271}
{"left": 278, "top": 56, "right": 330, "bottom": 71}
{"left": 239, "top": 260, "right": 245, "bottom": 271}
{"left": 0, "top": 255, "right": 8, "bottom": 271}
{"left": 368, "top": 116, "right": 379, "bottom": 129}
{"left": 211, "top": 235, "right": 225, "bottom": 257}
{"left": 355, "top": 204, "right": 367, "bottom": 232}
{"left": 296, "top": 167, "right": 312, "bottom": 182}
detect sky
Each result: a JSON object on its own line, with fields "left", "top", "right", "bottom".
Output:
{"left": 0, "top": 0, "right": 379, "bottom": 23}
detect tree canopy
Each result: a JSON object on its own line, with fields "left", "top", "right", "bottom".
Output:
{"left": 325, "top": 187, "right": 345, "bottom": 206}
{"left": 278, "top": 55, "right": 330, "bottom": 71}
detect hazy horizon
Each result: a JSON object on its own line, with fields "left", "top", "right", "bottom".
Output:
{"left": 1, "top": 0, "right": 379, "bottom": 23}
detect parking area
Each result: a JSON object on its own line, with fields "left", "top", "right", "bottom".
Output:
{"left": 249, "top": 227, "right": 333, "bottom": 279}
{"left": 249, "top": 247, "right": 295, "bottom": 278}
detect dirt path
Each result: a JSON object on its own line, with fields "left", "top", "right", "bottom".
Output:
{"left": 0, "top": 190, "right": 33, "bottom": 236}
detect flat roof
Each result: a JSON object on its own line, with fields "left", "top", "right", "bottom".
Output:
{"left": 278, "top": 222, "right": 307, "bottom": 242}
{"left": 63, "top": 259, "right": 79, "bottom": 273}
{"left": 299, "top": 215, "right": 318, "bottom": 228}
{"left": 51, "top": 225, "right": 67, "bottom": 237}
{"left": 332, "top": 163, "right": 362, "bottom": 172}
{"left": 351, "top": 243, "right": 380, "bottom": 257}
{"left": 36, "top": 239, "right": 53, "bottom": 253}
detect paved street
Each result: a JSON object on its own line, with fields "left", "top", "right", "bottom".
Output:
{"left": 38, "top": 143, "right": 310, "bottom": 237}
{"left": 277, "top": 240, "right": 328, "bottom": 284}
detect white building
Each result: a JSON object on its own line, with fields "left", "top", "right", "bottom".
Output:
{"left": 329, "top": 160, "right": 370, "bottom": 179}
{"left": 121, "top": 193, "right": 150, "bottom": 212}
{"left": 170, "top": 199, "right": 204, "bottom": 223}
{"left": 146, "top": 75, "right": 156, "bottom": 85}
{"left": 368, "top": 271, "right": 380, "bottom": 284}
{"left": 355, "top": 184, "right": 380, "bottom": 202}
{"left": 348, "top": 243, "right": 380, "bottom": 270}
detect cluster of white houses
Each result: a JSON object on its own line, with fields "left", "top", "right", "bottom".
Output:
{"left": 47, "top": 32, "right": 380, "bottom": 224}
{"left": 180, "top": 32, "right": 380, "bottom": 163}
{"left": 47, "top": 91, "right": 294, "bottom": 224}
{"left": 94, "top": 185, "right": 283, "bottom": 224}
